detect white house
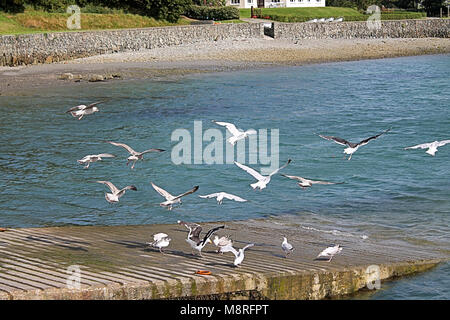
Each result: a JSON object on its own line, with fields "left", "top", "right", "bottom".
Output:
{"left": 227, "top": 0, "right": 325, "bottom": 9}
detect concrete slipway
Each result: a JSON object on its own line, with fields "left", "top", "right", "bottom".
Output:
{"left": 0, "top": 217, "right": 447, "bottom": 300}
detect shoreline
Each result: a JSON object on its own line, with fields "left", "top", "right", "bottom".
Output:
{"left": 1, "top": 37, "right": 449, "bottom": 96}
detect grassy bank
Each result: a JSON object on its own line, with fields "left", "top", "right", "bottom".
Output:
{"left": 0, "top": 9, "right": 192, "bottom": 35}
{"left": 240, "top": 6, "right": 426, "bottom": 22}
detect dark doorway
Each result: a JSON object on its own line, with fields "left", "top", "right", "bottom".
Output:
{"left": 257, "top": 0, "right": 265, "bottom": 8}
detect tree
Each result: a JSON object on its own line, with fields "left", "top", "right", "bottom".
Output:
{"left": 421, "top": 0, "right": 445, "bottom": 15}
{"left": 0, "top": 0, "right": 25, "bottom": 13}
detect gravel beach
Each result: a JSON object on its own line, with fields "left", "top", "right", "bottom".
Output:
{"left": 1, "top": 37, "right": 449, "bottom": 95}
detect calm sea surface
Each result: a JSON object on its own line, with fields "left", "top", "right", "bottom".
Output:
{"left": 0, "top": 54, "right": 449, "bottom": 299}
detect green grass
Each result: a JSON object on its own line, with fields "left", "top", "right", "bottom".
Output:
{"left": 239, "top": 6, "right": 363, "bottom": 19}
{"left": 240, "top": 6, "right": 426, "bottom": 22}
{"left": 0, "top": 9, "right": 192, "bottom": 35}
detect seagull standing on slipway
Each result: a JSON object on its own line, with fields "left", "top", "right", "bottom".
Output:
{"left": 404, "top": 140, "right": 450, "bottom": 156}
{"left": 231, "top": 243, "right": 254, "bottom": 267}
{"left": 148, "top": 233, "right": 171, "bottom": 254}
{"left": 66, "top": 101, "right": 104, "bottom": 120}
{"left": 281, "top": 174, "right": 344, "bottom": 190}
{"left": 94, "top": 181, "right": 137, "bottom": 203}
{"left": 151, "top": 182, "right": 199, "bottom": 210}
{"left": 199, "top": 192, "right": 247, "bottom": 205}
{"left": 234, "top": 159, "right": 292, "bottom": 190}
{"left": 281, "top": 237, "right": 294, "bottom": 258}
{"left": 316, "top": 128, "right": 391, "bottom": 160}
{"left": 77, "top": 153, "right": 116, "bottom": 169}
{"left": 315, "top": 244, "right": 343, "bottom": 262}
{"left": 185, "top": 225, "right": 225, "bottom": 257}
{"left": 213, "top": 235, "right": 233, "bottom": 254}
{"left": 106, "top": 141, "right": 165, "bottom": 169}
{"left": 212, "top": 121, "right": 257, "bottom": 146}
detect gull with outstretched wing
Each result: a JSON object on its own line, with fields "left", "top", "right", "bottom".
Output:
{"left": 106, "top": 141, "right": 164, "bottom": 169}
{"left": 151, "top": 182, "right": 198, "bottom": 210}
{"left": 212, "top": 120, "right": 257, "bottom": 146}
{"left": 281, "top": 174, "right": 344, "bottom": 189}
{"left": 234, "top": 159, "right": 292, "bottom": 190}
{"left": 316, "top": 128, "right": 391, "bottom": 160}
{"left": 405, "top": 140, "right": 450, "bottom": 156}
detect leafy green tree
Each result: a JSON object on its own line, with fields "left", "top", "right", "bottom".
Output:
{"left": 0, "top": 0, "right": 25, "bottom": 13}
{"left": 421, "top": 0, "right": 445, "bottom": 15}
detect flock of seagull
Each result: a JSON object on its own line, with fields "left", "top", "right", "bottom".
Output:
{"left": 68, "top": 101, "right": 449, "bottom": 267}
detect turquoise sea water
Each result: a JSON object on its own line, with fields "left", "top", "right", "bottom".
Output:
{"left": 0, "top": 54, "right": 449, "bottom": 299}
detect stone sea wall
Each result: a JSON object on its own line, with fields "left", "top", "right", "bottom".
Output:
{"left": 0, "top": 19, "right": 449, "bottom": 67}
{"left": 0, "top": 23, "right": 264, "bottom": 67}
{"left": 273, "top": 19, "right": 450, "bottom": 40}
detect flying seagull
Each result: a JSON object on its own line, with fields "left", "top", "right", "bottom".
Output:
{"left": 177, "top": 220, "right": 201, "bottom": 235}
{"left": 213, "top": 235, "right": 233, "bottom": 254}
{"left": 404, "top": 140, "right": 450, "bottom": 156}
{"left": 231, "top": 243, "right": 254, "bottom": 267}
{"left": 234, "top": 159, "right": 292, "bottom": 190}
{"left": 148, "top": 233, "right": 171, "bottom": 254}
{"left": 106, "top": 141, "right": 165, "bottom": 169}
{"left": 185, "top": 225, "right": 225, "bottom": 257}
{"left": 315, "top": 244, "right": 343, "bottom": 262}
{"left": 212, "top": 121, "right": 257, "bottom": 146}
{"left": 281, "top": 174, "right": 344, "bottom": 190}
{"left": 66, "top": 101, "right": 104, "bottom": 120}
{"left": 151, "top": 182, "right": 199, "bottom": 210}
{"left": 199, "top": 192, "right": 247, "bottom": 205}
{"left": 316, "top": 128, "right": 391, "bottom": 160}
{"left": 94, "top": 180, "right": 137, "bottom": 203}
{"left": 77, "top": 153, "right": 115, "bottom": 169}
{"left": 282, "top": 237, "right": 294, "bottom": 258}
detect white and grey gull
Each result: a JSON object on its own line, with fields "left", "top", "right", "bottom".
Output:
{"left": 212, "top": 120, "right": 257, "bottom": 146}
{"left": 185, "top": 224, "right": 225, "bottom": 257}
{"left": 148, "top": 233, "right": 171, "bottom": 254}
{"left": 151, "top": 182, "right": 199, "bottom": 210}
{"left": 199, "top": 192, "right": 247, "bottom": 205}
{"left": 316, "top": 128, "right": 391, "bottom": 160}
{"left": 66, "top": 101, "right": 104, "bottom": 120}
{"left": 106, "top": 141, "right": 164, "bottom": 169}
{"left": 234, "top": 159, "right": 292, "bottom": 190}
{"left": 281, "top": 174, "right": 344, "bottom": 189}
{"left": 94, "top": 180, "right": 137, "bottom": 203}
{"left": 77, "top": 153, "right": 115, "bottom": 169}
{"left": 404, "top": 140, "right": 450, "bottom": 156}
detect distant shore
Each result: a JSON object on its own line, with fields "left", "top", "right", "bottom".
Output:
{"left": 1, "top": 37, "right": 449, "bottom": 96}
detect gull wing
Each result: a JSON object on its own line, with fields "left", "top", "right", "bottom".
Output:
{"left": 200, "top": 225, "right": 225, "bottom": 246}
{"left": 234, "top": 161, "right": 265, "bottom": 181}
{"left": 86, "top": 101, "right": 105, "bottom": 109}
{"left": 140, "top": 148, "right": 165, "bottom": 155}
{"left": 405, "top": 143, "right": 433, "bottom": 150}
{"left": 66, "top": 105, "right": 85, "bottom": 113}
{"left": 173, "top": 186, "right": 199, "bottom": 200}
{"left": 311, "top": 180, "right": 344, "bottom": 185}
{"left": 153, "top": 233, "right": 169, "bottom": 242}
{"left": 357, "top": 128, "right": 391, "bottom": 147}
{"left": 95, "top": 153, "right": 116, "bottom": 158}
{"left": 242, "top": 243, "right": 254, "bottom": 251}
{"left": 281, "top": 174, "right": 308, "bottom": 183}
{"left": 190, "top": 225, "right": 203, "bottom": 243}
{"left": 106, "top": 141, "right": 137, "bottom": 155}
{"left": 269, "top": 159, "right": 292, "bottom": 177}
{"left": 316, "top": 133, "right": 352, "bottom": 147}
{"left": 213, "top": 121, "right": 241, "bottom": 137}
{"left": 222, "top": 193, "right": 247, "bottom": 202}
{"left": 151, "top": 182, "right": 175, "bottom": 201}
{"left": 437, "top": 140, "right": 450, "bottom": 147}
{"left": 199, "top": 193, "right": 220, "bottom": 199}
{"left": 177, "top": 220, "right": 200, "bottom": 231}
{"left": 96, "top": 181, "right": 119, "bottom": 194}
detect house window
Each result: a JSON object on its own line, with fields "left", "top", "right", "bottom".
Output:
{"left": 272, "top": 0, "right": 281, "bottom": 2}
{"left": 230, "top": 0, "right": 240, "bottom": 4}
{"left": 247, "top": 0, "right": 253, "bottom": 3}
